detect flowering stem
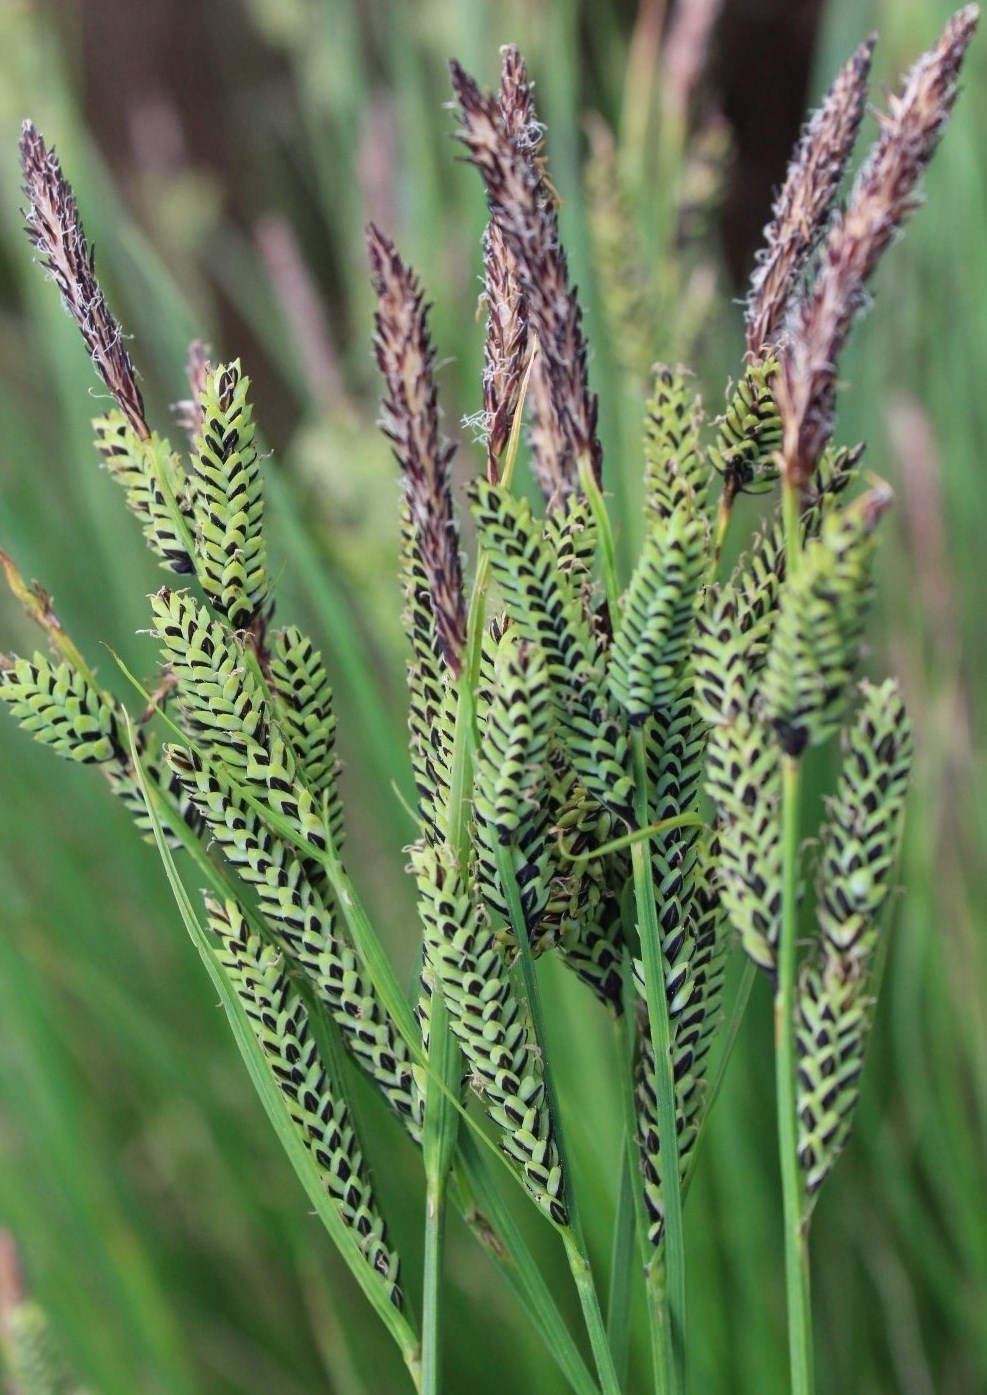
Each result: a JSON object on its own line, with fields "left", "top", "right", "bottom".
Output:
{"left": 777, "top": 473, "right": 814, "bottom": 1395}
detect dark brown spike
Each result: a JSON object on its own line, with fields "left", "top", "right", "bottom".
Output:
{"left": 778, "top": 6, "right": 978, "bottom": 493}
{"left": 367, "top": 224, "right": 466, "bottom": 676}
{"left": 746, "top": 35, "right": 876, "bottom": 358}
{"left": 19, "top": 122, "right": 148, "bottom": 439}
{"left": 451, "top": 57, "right": 602, "bottom": 501}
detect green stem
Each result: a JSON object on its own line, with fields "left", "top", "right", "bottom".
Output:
{"left": 630, "top": 730, "right": 686, "bottom": 1395}
{"left": 611, "top": 999, "right": 655, "bottom": 1386}
{"left": 454, "top": 1139, "right": 601, "bottom": 1395}
{"left": 777, "top": 754, "right": 814, "bottom": 1395}
{"left": 606, "top": 1151, "right": 635, "bottom": 1384}
{"left": 563, "top": 1232, "right": 623, "bottom": 1395}
{"left": 777, "top": 472, "right": 814, "bottom": 1395}
{"left": 421, "top": 986, "right": 459, "bottom": 1395}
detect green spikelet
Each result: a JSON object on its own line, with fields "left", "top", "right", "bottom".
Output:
{"left": 542, "top": 494, "right": 598, "bottom": 605}
{"left": 471, "top": 478, "right": 634, "bottom": 825}
{"left": 412, "top": 842, "right": 568, "bottom": 1226}
{"left": 207, "top": 896, "right": 403, "bottom": 1305}
{"left": 93, "top": 412, "right": 194, "bottom": 573}
{"left": 635, "top": 839, "right": 727, "bottom": 1249}
{"left": 692, "top": 591, "right": 749, "bottom": 728}
{"left": 795, "top": 952, "right": 872, "bottom": 1201}
{"left": 762, "top": 489, "right": 890, "bottom": 756}
{"left": 796, "top": 682, "right": 913, "bottom": 1206}
{"left": 170, "top": 746, "right": 419, "bottom": 1138}
{"left": 705, "top": 704, "right": 782, "bottom": 975}
{"left": 817, "top": 680, "right": 912, "bottom": 962}
{"left": 0, "top": 651, "right": 209, "bottom": 848}
{"left": 151, "top": 587, "right": 270, "bottom": 778}
{"left": 709, "top": 360, "right": 782, "bottom": 496}
{"left": 400, "top": 506, "right": 455, "bottom": 844}
{"left": 190, "top": 360, "right": 268, "bottom": 628}
{"left": 0, "top": 652, "right": 124, "bottom": 765}
{"left": 473, "top": 635, "right": 554, "bottom": 932}
{"left": 268, "top": 624, "right": 343, "bottom": 847}
{"left": 645, "top": 680, "right": 706, "bottom": 824}
{"left": 609, "top": 513, "right": 707, "bottom": 725}
{"left": 731, "top": 443, "right": 864, "bottom": 672}
{"left": 643, "top": 366, "right": 709, "bottom": 522}
{"left": 538, "top": 755, "right": 626, "bottom": 1008}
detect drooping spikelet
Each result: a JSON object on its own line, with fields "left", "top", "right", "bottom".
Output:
{"left": 172, "top": 747, "right": 419, "bottom": 1139}
{"left": 762, "top": 489, "right": 890, "bottom": 756}
{"left": 778, "top": 7, "right": 978, "bottom": 492}
{"left": 746, "top": 37, "right": 876, "bottom": 358}
{"left": 2, "top": 1298, "right": 85, "bottom": 1395}
{"left": 268, "top": 624, "right": 343, "bottom": 847}
{"left": 795, "top": 682, "right": 912, "bottom": 1204}
{"left": 412, "top": 842, "right": 568, "bottom": 1226}
{"left": 794, "top": 950, "right": 872, "bottom": 1200}
{"left": 471, "top": 478, "right": 634, "bottom": 824}
{"left": 93, "top": 414, "right": 195, "bottom": 575}
{"left": 151, "top": 588, "right": 271, "bottom": 780}
{"left": 207, "top": 896, "right": 403, "bottom": 1305}
{"left": 473, "top": 636, "right": 554, "bottom": 933}
{"left": 816, "top": 680, "right": 913, "bottom": 964}
{"left": 642, "top": 366, "right": 710, "bottom": 524}
{"left": 190, "top": 360, "right": 268, "bottom": 629}
{"left": 0, "top": 652, "right": 124, "bottom": 766}
{"left": 700, "top": 603, "right": 783, "bottom": 976}
{"left": 608, "top": 513, "right": 707, "bottom": 725}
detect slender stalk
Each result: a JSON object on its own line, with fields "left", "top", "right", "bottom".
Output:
{"left": 611, "top": 992, "right": 658, "bottom": 1387}
{"left": 606, "top": 1151, "right": 635, "bottom": 1383}
{"left": 563, "top": 1232, "right": 623, "bottom": 1395}
{"left": 630, "top": 731, "right": 685, "bottom": 1395}
{"left": 421, "top": 988, "right": 458, "bottom": 1395}
{"left": 776, "top": 475, "right": 814, "bottom": 1395}
{"left": 776, "top": 753, "right": 813, "bottom": 1395}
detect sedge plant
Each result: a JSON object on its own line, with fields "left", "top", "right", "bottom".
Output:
{"left": 0, "top": 11, "right": 977, "bottom": 1395}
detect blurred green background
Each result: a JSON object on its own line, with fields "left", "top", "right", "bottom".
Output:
{"left": 0, "top": 0, "right": 984, "bottom": 1391}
